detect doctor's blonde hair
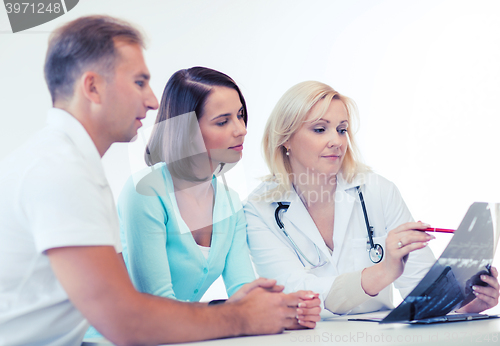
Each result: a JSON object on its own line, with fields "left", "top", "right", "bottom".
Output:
{"left": 261, "top": 81, "right": 369, "bottom": 199}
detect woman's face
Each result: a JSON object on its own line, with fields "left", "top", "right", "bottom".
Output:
{"left": 286, "top": 98, "right": 349, "bottom": 180}
{"left": 198, "top": 86, "right": 247, "bottom": 167}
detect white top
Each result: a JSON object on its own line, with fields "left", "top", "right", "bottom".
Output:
{"left": 0, "top": 109, "right": 122, "bottom": 346}
{"left": 197, "top": 245, "right": 211, "bottom": 260}
{"left": 244, "top": 172, "right": 436, "bottom": 317}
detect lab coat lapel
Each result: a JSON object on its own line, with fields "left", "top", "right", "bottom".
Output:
{"left": 331, "top": 175, "right": 365, "bottom": 267}
{"left": 332, "top": 185, "right": 355, "bottom": 267}
{"left": 283, "top": 191, "right": 332, "bottom": 260}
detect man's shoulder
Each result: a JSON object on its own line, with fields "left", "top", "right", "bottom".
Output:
{"left": 1, "top": 126, "right": 94, "bottom": 188}
{"left": 5, "top": 125, "right": 79, "bottom": 161}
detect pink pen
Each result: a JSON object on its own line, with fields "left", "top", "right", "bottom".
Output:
{"left": 424, "top": 227, "right": 455, "bottom": 233}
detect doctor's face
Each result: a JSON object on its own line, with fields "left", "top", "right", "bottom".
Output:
{"left": 286, "top": 98, "right": 349, "bottom": 179}
{"left": 198, "top": 86, "right": 247, "bottom": 167}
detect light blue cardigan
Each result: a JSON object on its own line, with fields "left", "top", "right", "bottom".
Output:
{"left": 118, "top": 162, "right": 256, "bottom": 301}
{"left": 85, "top": 163, "right": 256, "bottom": 338}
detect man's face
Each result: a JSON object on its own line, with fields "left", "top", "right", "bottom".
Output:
{"left": 99, "top": 41, "right": 158, "bottom": 143}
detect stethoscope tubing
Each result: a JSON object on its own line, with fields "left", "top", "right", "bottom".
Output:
{"left": 274, "top": 185, "right": 384, "bottom": 265}
{"left": 356, "top": 186, "right": 375, "bottom": 248}
{"left": 275, "top": 202, "right": 325, "bottom": 268}
{"left": 356, "top": 186, "right": 383, "bottom": 263}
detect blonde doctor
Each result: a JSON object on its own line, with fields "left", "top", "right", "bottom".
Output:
{"left": 244, "top": 81, "right": 499, "bottom": 317}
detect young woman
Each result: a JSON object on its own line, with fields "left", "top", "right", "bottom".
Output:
{"left": 244, "top": 81, "right": 499, "bottom": 317}
{"left": 118, "top": 68, "right": 320, "bottom": 324}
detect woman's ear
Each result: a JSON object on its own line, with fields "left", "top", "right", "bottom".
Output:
{"left": 283, "top": 139, "right": 290, "bottom": 151}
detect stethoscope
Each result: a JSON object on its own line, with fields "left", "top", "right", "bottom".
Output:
{"left": 274, "top": 185, "right": 384, "bottom": 267}
{"left": 274, "top": 202, "right": 328, "bottom": 269}
{"left": 355, "top": 186, "right": 384, "bottom": 263}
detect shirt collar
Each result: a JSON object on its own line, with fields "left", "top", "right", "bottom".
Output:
{"left": 275, "top": 172, "right": 367, "bottom": 202}
{"left": 336, "top": 172, "right": 367, "bottom": 191}
{"left": 46, "top": 108, "right": 107, "bottom": 185}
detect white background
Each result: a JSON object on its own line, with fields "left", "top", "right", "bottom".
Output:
{"left": 1, "top": 0, "right": 499, "bottom": 312}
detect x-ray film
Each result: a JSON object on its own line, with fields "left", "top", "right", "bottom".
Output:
{"left": 382, "top": 202, "right": 499, "bottom": 323}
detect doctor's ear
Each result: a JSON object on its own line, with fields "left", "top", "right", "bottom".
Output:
{"left": 80, "top": 71, "right": 105, "bottom": 104}
{"left": 283, "top": 145, "right": 290, "bottom": 156}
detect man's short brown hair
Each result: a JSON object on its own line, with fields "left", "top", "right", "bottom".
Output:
{"left": 44, "top": 15, "right": 144, "bottom": 104}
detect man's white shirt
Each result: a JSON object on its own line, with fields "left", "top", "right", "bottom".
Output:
{"left": 0, "top": 108, "right": 122, "bottom": 346}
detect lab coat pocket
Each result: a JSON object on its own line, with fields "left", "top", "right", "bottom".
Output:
{"left": 349, "top": 235, "right": 388, "bottom": 270}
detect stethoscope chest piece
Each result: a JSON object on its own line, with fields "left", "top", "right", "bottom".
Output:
{"left": 356, "top": 186, "right": 384, "bottom": 264}
{"left": 368, "top": 243, "right": 384, "bottom": 263}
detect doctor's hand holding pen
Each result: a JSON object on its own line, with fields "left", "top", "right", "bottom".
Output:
{"left": 360, "top": 222, "right": 500, "bottom": 313}
{"left": 227, "top": 278, "right": 321, "bottom": 329}
{"left": 361, "top": 221, "right": 435, "bottom": 297}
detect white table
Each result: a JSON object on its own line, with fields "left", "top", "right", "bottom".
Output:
{"left": 82, "top": 313, "right": 500, "bottom": 346}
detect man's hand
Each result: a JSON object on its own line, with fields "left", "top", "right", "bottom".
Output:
{"left": 230, "top": 287, "right": 300, "bottom": 335}
{"left": 227, "top": 282, "right": 320, "bottom": 331}
{"left": 47, "top": 246, "right": 308, "bottom": 344}
{"left": 227, "top": 278, "right": 284, "bottom": 303}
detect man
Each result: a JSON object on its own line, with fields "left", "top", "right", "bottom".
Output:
{"left": 0, "top": 16, "right": 320, "bottom": 345}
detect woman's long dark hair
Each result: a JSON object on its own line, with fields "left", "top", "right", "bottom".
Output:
{"left": 145, "top": 67, "right": 248, "bottom": 181}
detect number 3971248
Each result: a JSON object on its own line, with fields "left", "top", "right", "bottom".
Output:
{"left": 5, "top": 2, "right": 62, "bottom": 14}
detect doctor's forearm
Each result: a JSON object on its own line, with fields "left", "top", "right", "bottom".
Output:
{"left": 360, "top": 265, "right": 396, "bottom": 296}
{"left": 324, "top": 270, "right": 372, "bottom": 314}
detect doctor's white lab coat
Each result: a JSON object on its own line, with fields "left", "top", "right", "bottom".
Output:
{"left": 244, "top": 172, "right": 436, "bottom": 317}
